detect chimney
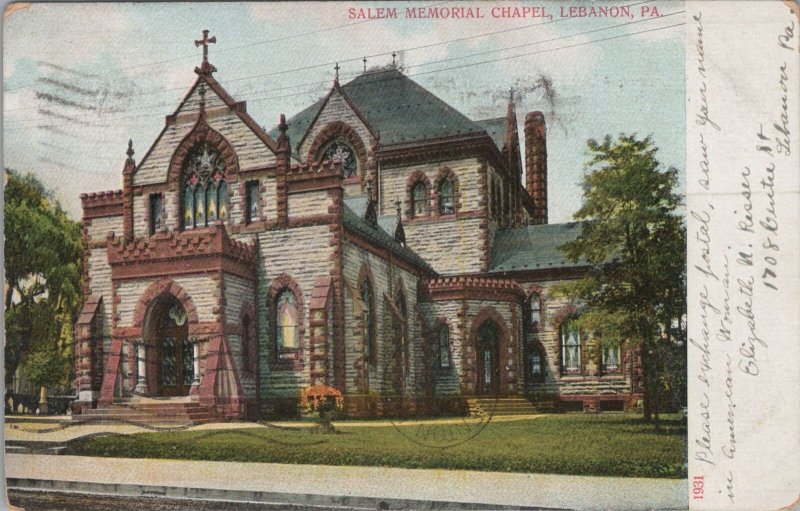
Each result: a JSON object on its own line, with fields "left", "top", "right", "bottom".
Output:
{"left": 524, "top": 111, "right": 548, "bottom": 224}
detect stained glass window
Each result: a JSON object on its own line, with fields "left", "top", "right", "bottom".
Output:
{"left": 412, "top": 182, "right": 427, "bottom": 217}
{"left": 183, "top": 187, "right": 195, "bottom": 229}
{"left": 438, "top": 324, "right": 450, "bottom": 368}
{"left": 360, "top": 278, "right": 375, "bottom": 364}
{"left": 149, "top": 194, "right": 163, "bottom": 235}
{"left": 438, "top": 178, "right": 455, "bottom": 215}
{"left": 194, "top": 187, "right": 205, "bottom": 227}
{"left": 561, "top": 319, "right": 581, "bottom": 374}
{"left": 276, "top": 290, "right": 298, "bottom": 351}
{"left": 602, "top": 344, "right": 621, "bottom": 373}
{"left": 182, "top": 143, "right": 227, "bottom": 229}
{"left": 246, "top": 181, "right": 260, "bottom": 223}
{"left": 323, "top": 140, "right": 358, "bottom": 178}
{"left": 217, "top": 181, "right": 228, "bottom": 220}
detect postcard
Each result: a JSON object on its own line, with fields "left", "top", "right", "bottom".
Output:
{"left": 2, "top": 1, "right": 798, "bottom": 510}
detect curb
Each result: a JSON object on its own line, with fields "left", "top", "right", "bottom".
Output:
{"left": 7, "top": 478, "right": 555, "bottom": 511}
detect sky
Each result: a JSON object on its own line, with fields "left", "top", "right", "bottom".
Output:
{"left": 3, "top": 1, "right": 685, "bottom": 222}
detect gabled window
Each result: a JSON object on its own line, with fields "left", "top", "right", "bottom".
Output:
{"left": 438, "top": 178, "right": 455, "bottom": 215}
{"left": 438, "top": 324, "right": 451, "bottom": 368}
{"left": 245, "top": 180, "right": 260, "bottom": 223}
{"left": 276, "top": 289, "right": 298, "bottom": 354}
{"left": 149, "top": 194, "right": 164, "bottom": 235}
{"left": 412, "top": 182, "right": 427, "bottom": 217}
{"left": 561, "top": 318, "right": 582, "bottom": 375}
{"left": 360, "top": 278, "right": 376, "bottom": 364}
{"left": 182, "top": 143, "right": 228, "bottom": 229}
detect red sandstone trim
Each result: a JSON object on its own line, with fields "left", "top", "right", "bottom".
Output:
{"left": 468, "top": 306, "right": 512, "bottom": 396}
{"left": 306, "top": 121, "right": 369, "bottom": 183}
{"left": 131, "top": 278, "right": 200, "bottom": 328}
{"left": 404, "top": 170, "right": 432, "bottom": 220}
{"left": 427, "top": 276, "right": 525, "bottom": 302}
{"left": 267, "top": 272, "right": 305, "bottom": 370}
{"left": 166, "top": 115, "right": 240, "bottom": 192}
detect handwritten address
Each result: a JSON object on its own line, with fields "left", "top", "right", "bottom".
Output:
{"left": 688, "top": 11, "right": 795, "bottom": 507}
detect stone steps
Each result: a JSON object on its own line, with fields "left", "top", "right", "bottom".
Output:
{"left": 466, "top": 397, "right": 555, "bottom": 416}
{"left": 77, "top": 401, "right": 216, "bottom": 426}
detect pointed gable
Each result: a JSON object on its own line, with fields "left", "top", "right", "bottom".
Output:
{"left": 271, "top": 68, "right": 491, "bottom": 161}
{"left": 133, "top": 74, "right": 278, "bottom": 186}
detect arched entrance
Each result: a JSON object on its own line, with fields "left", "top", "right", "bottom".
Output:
{"left": 476, "top": 321, "right": 500, "bottom": 396}
{"left": 145, "top": 295, "right": 193, "bottom": 396}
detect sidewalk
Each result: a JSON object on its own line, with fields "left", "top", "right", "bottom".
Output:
{"left": 5, "top": 454, "right": 687, "bottom": 510}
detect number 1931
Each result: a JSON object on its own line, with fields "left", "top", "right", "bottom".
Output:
{"left": 693, "top": 476, "right": 705, "bottom": 500}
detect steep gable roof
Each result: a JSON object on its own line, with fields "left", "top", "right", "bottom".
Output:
{"left": 489, "top": 222, "right": 592, "bottom": 273}
{"left": 270, "top": 68, "right": 488, "bottom": 154}
{"left": 134, "top": 72, "right": 279, "bottom": 185}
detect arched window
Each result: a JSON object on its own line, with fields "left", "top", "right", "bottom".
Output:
{"left": 360, "top": 278, "right": 376, "bottom": 364}
{"left": 561, "top": 318, "right": 581, "bottom": 374}
{"left": 529, "top": 293, "right": 542, "bottom": 327}
{"left": 322, "top": 139, "right": 358, "bottom": 178}
{"left": 242, "top": 315, "right": 257, "bottom": 375}
{"left": 438, "top": 324, "right": 451, "bottom": 368}
{"left": 182, "top": 143, "right": 228, "bottom": 229}
{"left": 396, "top": 289, "right": 407, "bottom": 321}
{"left": 275, "top": 289, "right": 298, "bottom": 354}
{"left": 411, "top": 182, "right": 427, "bottom": 217}
{"left": 438, "top": 178, "right": 455, "bottom": 215}
{"left": 601, "top": 343, "right": 621, "bottom": 374}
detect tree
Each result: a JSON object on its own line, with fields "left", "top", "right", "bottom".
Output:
{"left": 555, "top": 134, "right": 686, "bottom": 428}
{"left": 4, "top": 170, "right": 82, "bottom": 396}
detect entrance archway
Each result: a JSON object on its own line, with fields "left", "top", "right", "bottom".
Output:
{"left": 476, "top": 321, "right": 500, "bottom": 396}
{"left": 145, "top": 295, "right": 193, "bottom": 396}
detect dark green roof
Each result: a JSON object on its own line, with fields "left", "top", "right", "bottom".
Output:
{"left": 476, "top": 117, "right": 506, "bottom": 152}
{"left": 269, "top": 68, "right": 489, "bottom": 153}
{"left": 342, "top": 198, "right": 434, "bottom": 274}
{"left": 489, "top": 222, "right": 592, "bottom": 273}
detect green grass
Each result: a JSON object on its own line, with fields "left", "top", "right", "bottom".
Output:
{"left": 65, "top": 414, "right": 687, "bottom": 479}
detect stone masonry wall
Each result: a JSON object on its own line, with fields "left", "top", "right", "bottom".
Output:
{"left": 518, "top": 278, "right": 633, "bottom": 399}
{"left": 341, "top": 239, "right": 422, "bottom": 398}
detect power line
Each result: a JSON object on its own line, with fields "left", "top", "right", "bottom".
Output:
{"left": 7, "top": 20, "right": 685, "bottom": 133}
{"left": 3, "top": 0, "right": 452, "bottom": 94}
{"left": 5, "top": 0, "right": 652, "bottom": 110}
{"left": 6, "top": 12, "right": 681, "bottom": 129}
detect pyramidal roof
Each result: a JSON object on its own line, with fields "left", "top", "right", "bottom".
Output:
{"left": 269, "top": 68, "right": 492, "bottom": 154}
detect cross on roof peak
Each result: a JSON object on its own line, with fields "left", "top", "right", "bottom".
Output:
{"left": 194, "top": 29, "right": 217, "bottom": 75}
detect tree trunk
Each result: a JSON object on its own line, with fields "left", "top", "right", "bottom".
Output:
{"left": 641, "top": 347, "right": 652, "bottom": 421}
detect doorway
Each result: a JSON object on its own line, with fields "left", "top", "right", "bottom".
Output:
{"left": 149, "top": 297, "right": 192, "bottom": 396}
{"left": 476, "top": 321, "right": 500, "bottom": 396}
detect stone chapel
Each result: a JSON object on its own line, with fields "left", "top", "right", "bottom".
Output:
{"left": 73, "top": 36, "right": 642, "bottom": 422}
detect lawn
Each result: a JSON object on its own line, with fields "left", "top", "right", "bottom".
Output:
{"left": 65, "top": 414, "right": 687, "bottom": 479}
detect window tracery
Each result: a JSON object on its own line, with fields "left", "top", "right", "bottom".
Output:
{"left": 322, "top": 139, "right": 358, "bottom": 178}
{"left": 182, "top": 143, "right": 228, "bottom": 229}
